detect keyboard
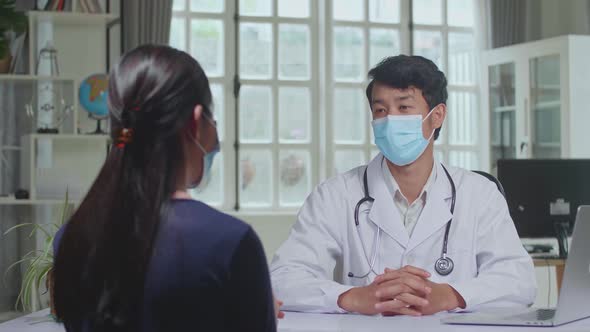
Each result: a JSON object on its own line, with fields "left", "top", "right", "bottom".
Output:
{"left": 510, "top": 309, "right": 556, "bottom": 322}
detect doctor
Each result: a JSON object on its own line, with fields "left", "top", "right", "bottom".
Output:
{"left": 271, "top": 55, "right": 536, "bottom": 316}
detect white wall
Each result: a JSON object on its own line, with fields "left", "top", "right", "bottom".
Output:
{"left": 527, "top": 0, "right": 590, "bottom": 41}
{"left": 232, "top": 212, "right": 297, "bottom": 261}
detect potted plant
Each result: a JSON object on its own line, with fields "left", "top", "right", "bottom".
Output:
{"left": 0, "top": 0, "right": 27, "bottom": 73}
{"left": 4, "top": 191, "right": 71, "bottom": 316}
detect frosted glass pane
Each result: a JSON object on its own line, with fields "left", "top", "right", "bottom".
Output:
{"left": 190, "top": 19, "right": 224, "bottom": 77}
{"left": 435, "top": 150, "right": 445, "bottom": 163}
{"left": 279, "top": 0, "right": 309, "bottom": 17}
{"left": 169, "top": 17, "right": 186, "bottom": 51}
{"left": 333, "top": 27, "right": 364, "bottom": 82}
{"left": 448, "top": 91, "right": 477, "bottom": 145}
{"left": 371, "top": 148, "right": 380, "bottom": 160}
{"left": 369, "top": 0, "right": 400, "bottom": 23}
{"left": 370, "top": 28, "right": 400, "bottom": 68}
{"left": 240, "top": 0, "right": 272, "bottom": 16}
{"left": 413, "top": 30, "right": 443, "bottom": 69}
{"left": 334, "top": 150, "right": 364, "bottom": 175}
{"left": 190, "top": 0, "right": 224, "bottom": 12}
{"left": 279, "top": 150, "right": 311, "bottom": 206}
{"left": 240, "top": 150, "right": 273, "bottom": 207}
{"left": 240, "top": 23, "right": 273, "bottom": 79}
{"left": 413, "top": 0, "right": 442, "bottom": 24}
{"left": 190, "top": 151, "right": 223, "bottom": 206}
{"left": 279, "top": 87, "right": 310, "bottom": 142}
{"left": 333, "top": 0, "right": 364, "bottom": 21}
{"left": 173, "top": 0, "right": 186, "bottom": 11}
{"left": 449, "top": 151, "right": 478, "bottom": 170}
{"left": 279, "top": 24, "right": 310, "bottom": 80}
{"left": 449, "top": 32, "right": 475, "bottom": 85}
{"left": 210, "top": 84, "right": 224, "bottom": 141}
{"left": 530, "top": 55, "right": 560, "bottom": 103}
{"left": 447, "top": 0, "right": 475, "bottom": 27}
{"left": 333, "top": 88, "right": 366, "bottom": 143}
{"left": 239, "top": 85, "right": 272, "bottom": 143}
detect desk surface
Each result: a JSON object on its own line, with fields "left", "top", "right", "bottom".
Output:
{"left": 3, "top": 309, "right": 590, "bottom": 332}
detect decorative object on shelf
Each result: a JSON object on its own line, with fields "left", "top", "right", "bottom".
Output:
{"left": 35, "top": 42, "right": 60, "bottom": 76}
{"left": 25, "top": 83, "right": 74, "bottom": 133}
{"left": 79, "top": 73, "right": 109, "bottom": 134}
{"left": 14, "top": 189, "right": 29, "bottom": 199}
{"left": 4, "top": 190, "right": 71, "bottom": 315}
{"left": 77, "top": 0, "right": 102, "bottom": 13}
{"left": 241, "top": 158, "right": 256, "bottom": 190}
{"left": 0, "top": 0, "right": 27, "bottom": 74}
{"left": 280, "top": 154, "right": 306, "bottom": 187}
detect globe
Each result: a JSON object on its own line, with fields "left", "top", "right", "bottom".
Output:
{"left": 79, "top": 73, "right": 109, "bottom": 133}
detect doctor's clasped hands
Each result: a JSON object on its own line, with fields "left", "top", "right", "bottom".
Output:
{"left": 338, "top": 266, "right": 465, "bottom": 316}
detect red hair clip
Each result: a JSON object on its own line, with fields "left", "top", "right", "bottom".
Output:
{"left": 116, "top": 128, "right": 134, "bottom": 149}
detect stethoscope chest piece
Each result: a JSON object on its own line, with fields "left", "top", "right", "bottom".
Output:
{"left": 435, "top": 255, "right": 454, "bottom": 276}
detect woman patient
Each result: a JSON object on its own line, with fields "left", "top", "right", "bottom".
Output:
{"left": 52, "top": 45, "right": 278, "bottom": 332}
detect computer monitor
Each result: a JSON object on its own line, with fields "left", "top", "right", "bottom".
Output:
{"left": 497, "top": 159, "right": 590, "bottom": 239}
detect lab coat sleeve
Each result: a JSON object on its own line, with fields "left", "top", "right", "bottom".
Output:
{"left": 447, "top": 182, "right": 537, "bottom": 311}
{"left": 270, "top": 180, "right": 354, "bottom": 313}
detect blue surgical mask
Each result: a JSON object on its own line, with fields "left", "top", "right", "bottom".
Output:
{"left": 371, "top": 111, "right": 436, "bottom": 166}
{"left": 191, "top": 141, "right": 219, "bottom": 191}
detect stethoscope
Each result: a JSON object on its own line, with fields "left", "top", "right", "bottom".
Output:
{"left": 348, "top": 162, "right": 457, "bottom": 279}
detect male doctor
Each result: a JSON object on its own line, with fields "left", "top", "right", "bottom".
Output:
{"left": 271, "top": 55, "right": 536, "bottom": 316}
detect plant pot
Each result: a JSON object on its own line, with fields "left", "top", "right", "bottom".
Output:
{"left": 0, "top": 54, "right": 12, "bottom": 74}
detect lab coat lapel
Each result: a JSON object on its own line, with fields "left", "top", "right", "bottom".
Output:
{"left": 406, "top": 162, "right": 453, "bottom": 253}
{"left": 366, "top": 155, "right": 410, "bottom": 249}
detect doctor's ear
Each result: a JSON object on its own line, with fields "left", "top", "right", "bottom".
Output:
{"left": 430, "top": 104, "right": 447, "bottom": 129}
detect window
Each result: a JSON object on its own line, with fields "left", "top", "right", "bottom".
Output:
{"left": 171, "top": 0, "right": 235, "bottom": 208}
{"left": 237, "top": 0, "right": 318, "bottom": 209}
{"left": 413, "top": 0, "right": 479, "bottom": 170}
{"left": 171, "top": 0, "right": 480, "bottom": 210}
{"left": 327, "top": 0, "right": 407, "bottom": 176}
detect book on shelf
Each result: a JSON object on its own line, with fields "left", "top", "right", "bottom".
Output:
{"left": 43, "top": 0, "right": 66, "bottom": 11}
{"left": 78, "top": 0, "right": 103, "bottom": 13}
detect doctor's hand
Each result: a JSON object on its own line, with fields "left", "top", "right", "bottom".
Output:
{"left": 374, "top": 267, "right": 466, "bottom": 316}
{"left": 274, "top": 295, "right": 285, "bottom": 319}
{"left": 410, "top": 281, "right": 466, "bottom": 315}
{"left": 337, "top": 266, "right": 431, "bottom": 316}
{"left": 372, "top": 266, "right": 433, "bottom": 316}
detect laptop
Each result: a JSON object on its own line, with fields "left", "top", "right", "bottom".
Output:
{"left": 442, "top": 205, "right": 590, "bottom": 327}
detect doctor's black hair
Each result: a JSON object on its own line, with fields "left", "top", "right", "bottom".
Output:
{"left": 365, "top": 55, "right": 448, "bottom": 140}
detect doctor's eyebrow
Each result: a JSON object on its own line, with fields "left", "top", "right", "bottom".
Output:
{"left": 394, "top": 95, "right": 415, "bottom": 102}
{"left": 371, "top": 98, "right": 386, "bottom": 106}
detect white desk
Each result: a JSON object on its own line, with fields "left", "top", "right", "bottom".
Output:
{"left": 279, "top": 310, "right": 590, "bottom": 332}
{"left": 3, "top": 309, "right": 590, "bottom": 332}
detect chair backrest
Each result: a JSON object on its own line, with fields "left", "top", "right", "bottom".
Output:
{"left": 471, "top": 170, "right": 506, "bottom": 198}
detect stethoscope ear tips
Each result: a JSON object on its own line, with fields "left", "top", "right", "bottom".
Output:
{"left": 347, "top": 272, "right": 354, "bottom": 278}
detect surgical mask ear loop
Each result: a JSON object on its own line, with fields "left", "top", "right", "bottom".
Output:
{"left": 423, "top": 106, "right": 439, "bottom": 142}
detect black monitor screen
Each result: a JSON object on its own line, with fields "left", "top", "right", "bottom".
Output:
{"left": 497, "top": 159, "right": 590, "bottom": 238}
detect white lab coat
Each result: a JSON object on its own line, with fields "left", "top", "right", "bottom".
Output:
{"left": 271, "top": 154, "right": 537, "bottom": 313}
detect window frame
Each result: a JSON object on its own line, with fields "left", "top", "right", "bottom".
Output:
{"left": 171, "top": 0, "right": 481, "bottom": 212}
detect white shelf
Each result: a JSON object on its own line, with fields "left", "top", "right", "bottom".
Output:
{"left": 533, "top": 100, "right": 561, "bottom": 110}
{"left": 0, "top": 145, "right": 20, "bottom": 151}
{"left": 24, "top": 134, "right": 110, "bottom": 141}
{"left": 493, "top": 105, "right": 516, "bottom": 112}
{"left": 0, "top": 198, "right": 76, "bottom": 206}
{"left": 27, "top": 11, "right": 118, "bottom": 26}
{"left": 0, "top": 74, "right": 76, "bottom": 82}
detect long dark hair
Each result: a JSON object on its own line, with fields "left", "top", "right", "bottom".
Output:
{"left": 53, "top": 45, "right": 213, "bottom": 331}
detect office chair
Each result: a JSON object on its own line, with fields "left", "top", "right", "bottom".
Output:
{"left": 472, "top": 170, "right": 506, "bottom": 198}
